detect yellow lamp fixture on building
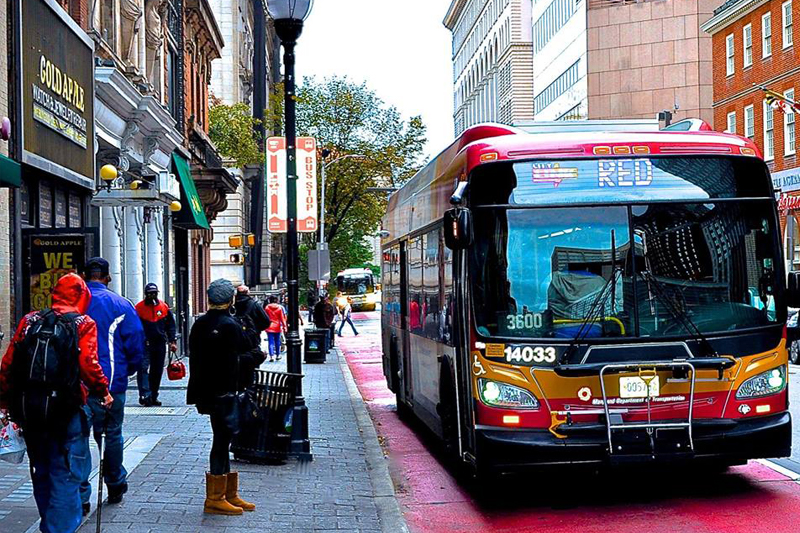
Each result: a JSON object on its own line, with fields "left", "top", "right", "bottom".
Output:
{"left": 130, "top": 180, "right": 143, "bottom": 190}
{"left": 169, "top": 200, "right": 182, "bottom": 212}
{"left": 99, "top": 164, "right": 117, "bottom": 191}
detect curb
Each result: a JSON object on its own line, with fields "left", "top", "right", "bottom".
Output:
{"left": 337, "top": 348, "right": 410, "bottom": 533}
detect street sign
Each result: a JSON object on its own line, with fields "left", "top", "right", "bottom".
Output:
{"left": 267, "top": 137, "right": 288, "bottom": 232}
{"left": 297, "top": 137, "right": 318, "bottom": 233}
{"left": 266, "top": 136, "right": 318, "bottom": 233}
{"left": 308, "top": 248, "right": 331, "bottom": 281}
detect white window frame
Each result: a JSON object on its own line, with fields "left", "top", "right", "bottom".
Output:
{"left": 744, "top": 24, "right": 753, "bottom": 67}
{"left": 745, "top": 104, "right": 755, "bottom": 139}
{"left": 786, "top": 89, "right": 796, "bottom": 155}
{"left": 763, "top": 12, "right": 773, "bottom": 58}
{"left": 726, "top": 33, "right": 735, "bottom": 75}
{"left": 784, "top": 0, "right": 793, "bottom": 49}
{"left": 764, "top": 100, "right": 774, "bottom": 160}
{"left": 727, "top": 111, "right": 736, "bottom": 134}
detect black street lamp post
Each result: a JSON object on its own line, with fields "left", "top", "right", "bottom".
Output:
{"left": 268, "top": 0, "right": 314, "bottom": 460}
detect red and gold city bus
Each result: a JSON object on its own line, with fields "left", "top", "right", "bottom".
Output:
{"left": 380, "top": 122, "right": 793, "bottom": 474}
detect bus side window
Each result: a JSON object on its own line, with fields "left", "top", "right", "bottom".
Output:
{"left": 391, "top": 245, "right": 401, "bottom": 326}
{"left": 442, "top": 238, "right": 454, "bottom": 346}
{"left": 409, "top": 236, "right": 424, "bottom": 333}
{"left": 423, "top": 229, "right": 441, "bottom": 340}
{"left": 382, "top": 250, "right": 392, "bottom": 319}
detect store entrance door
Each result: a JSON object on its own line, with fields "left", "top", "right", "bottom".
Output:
{"left": 174, "top": 227, "right": 191, "bottom": 356}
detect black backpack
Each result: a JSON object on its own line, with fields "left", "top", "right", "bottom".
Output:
{"left": 9, "top": 309, "right": 83, "bottom": 433}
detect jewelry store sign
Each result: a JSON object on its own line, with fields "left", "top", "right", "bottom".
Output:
{"left": 19, "top": 0, "right": 95, "bottom": 188}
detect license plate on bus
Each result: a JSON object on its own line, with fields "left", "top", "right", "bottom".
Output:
{"left": 619, "top": 376, "right": 660, "bottom": 398}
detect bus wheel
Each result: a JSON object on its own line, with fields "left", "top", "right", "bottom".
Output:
{"left": 791, "top": 341, "right": 800, "bottom": 365}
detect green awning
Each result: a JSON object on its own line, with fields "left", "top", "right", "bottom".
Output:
{"left": 0, "top": 153, "right": 21, "bottom": 187}
{"left": 171, "top": 153, "right": 209, "bottom": 230}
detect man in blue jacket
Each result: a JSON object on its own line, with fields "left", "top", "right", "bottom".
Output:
{"left": 80, "top": 257, "right": 146, "bottom": 512}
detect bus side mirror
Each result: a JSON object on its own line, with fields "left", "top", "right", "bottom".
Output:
{"left": 788, "top": 272, "right": 800, "bottom": 308}
{"left": 444, "top": 208, "right": 473, "bottom": 250}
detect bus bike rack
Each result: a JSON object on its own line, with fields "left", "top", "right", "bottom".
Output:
{"left": 598, "top": 360, "right": 696, "bottom": 457}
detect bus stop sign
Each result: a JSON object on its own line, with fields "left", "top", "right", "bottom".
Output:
{"left": 308, "top": 249, "right": 330, "bottom": 281}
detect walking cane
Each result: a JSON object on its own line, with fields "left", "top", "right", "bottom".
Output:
{"left": 96, "top": 411, "right": 109, "bottom": 533}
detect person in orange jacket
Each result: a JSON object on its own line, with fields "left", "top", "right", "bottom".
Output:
{"left": 0, "top": 273, "right": 111, "bottom": 533}
{"left": 264, "top": 296, "right": 287, "bottom": 362}
{"left": 135, "top": 283, "right": 177, "bottom": 406}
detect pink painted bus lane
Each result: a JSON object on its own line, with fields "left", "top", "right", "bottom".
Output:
{"left": 339, "top": 312, "right": 800, "bottom": 533}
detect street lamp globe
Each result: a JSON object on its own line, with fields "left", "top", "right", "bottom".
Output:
{"left": 267, "top": 0, "right": 314, "bottom": 21}
{"left": 268, "top": 0, "right": 313, "bottom": 42}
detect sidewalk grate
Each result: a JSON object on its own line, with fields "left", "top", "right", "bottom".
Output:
{"left": 124, "top": 406, "right": 189, "bottom": 416}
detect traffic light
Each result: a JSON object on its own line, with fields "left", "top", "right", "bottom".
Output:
{"left": 229, "top": 253, "right": 244, "bottom": 264}
{"left": 228, "top": 234, "right": 256, "bottom": 248}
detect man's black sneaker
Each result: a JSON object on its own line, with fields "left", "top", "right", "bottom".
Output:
{"left": 107, "top": 483, "right": 128, "bottom": 504}
{"left": 82, "top": 503, "right": 91, "bottom": 516}
{"left": 138, "top": 397, "right": 152, "bottom": 406}
{"left": 151, "top": 399, "right": 162, "bottom": 407}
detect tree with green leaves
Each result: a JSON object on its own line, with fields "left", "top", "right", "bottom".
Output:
{"left": 269, "top": 76, "right": 427, "bottom": 283}
{"left": 208, "top": 101, "right": 263, "bottom": 168}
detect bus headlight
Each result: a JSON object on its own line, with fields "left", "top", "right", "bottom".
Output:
{"left": 478, "top": 379, "right": 539, "bottom": 409}
{"left": 736, "top": 366, "right": 787, "bottom": 399}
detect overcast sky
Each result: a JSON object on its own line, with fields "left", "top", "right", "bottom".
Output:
{"left": 294, "top": 0, "right": 455, "bottom": 160}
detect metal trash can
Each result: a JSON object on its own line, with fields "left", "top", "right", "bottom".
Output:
{"left": 232, "top": 370, "right": 302, "bottom": 464}
{"left": 304, "top": 328, "right": 328, "bottom": 363}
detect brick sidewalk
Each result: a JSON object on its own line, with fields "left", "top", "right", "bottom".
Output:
{"left": 0, "top": 344, "right": 404, "bottom": 533}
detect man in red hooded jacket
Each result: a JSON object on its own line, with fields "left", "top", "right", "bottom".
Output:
{"left": 0, "top": 273, "right": 111, "bottom": 533}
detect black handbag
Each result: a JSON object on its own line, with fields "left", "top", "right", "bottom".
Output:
{"left": 237, "top": 389, "right": 261, "bottom": 427}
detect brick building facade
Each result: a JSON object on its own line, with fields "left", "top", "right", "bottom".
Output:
{"left": 588, "top": 0, "right": 716, "bottom": 124}
{"left": 703, "top": 0, "right": 800, "bottom": 273}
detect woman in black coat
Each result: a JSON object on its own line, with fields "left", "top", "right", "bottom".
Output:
{"left": 187, "top": 279, "right": 256, "bottom": 516}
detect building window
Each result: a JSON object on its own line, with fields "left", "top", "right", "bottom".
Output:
{"left": 744, "top": 24, "right": 753, "bottom": 67}
{"left": 745, "top": 104, "right": 755, "bottom": 139}
{"left": 534, "top": 0, "right": 580, "bottom": 53}
{"left": 786, "top": 89, "right": 796, "bottom": 154}
{"left": 726, "top": 34, "right": 735, "bottom": 75}
{"left": 784, "top": 0, "right": 793, "bottom": 49}
{"left": 764, "top": 100, "right": 774, "bottom": 160}
{"left": 99, "top": 0, "right": 117, "bottom": 53}
{"left": 534, "top": 59, "right": 581, "bottom": 114}
{"left": 727, "top": 111, "right": 736, "bottom": 133}
{"left": 763, "top": 12, "right": 773, "bottom": 57}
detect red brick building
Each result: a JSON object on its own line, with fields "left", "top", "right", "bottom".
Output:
{"left": 703, "top": 0, "right": 800, "bottom": 272}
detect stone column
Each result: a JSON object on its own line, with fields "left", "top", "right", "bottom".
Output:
{"left": 146, "top": 208, "right": 165, "bottom": 289}
{"left": 124, "top": 206, "right": 144, "bottom": 301}
{"left": 101, "top": 206, "right": 125, "bottom": 295}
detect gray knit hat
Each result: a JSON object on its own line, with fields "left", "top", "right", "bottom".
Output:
{"left": 207, "top": 278, "right": 235, "bottom": 305}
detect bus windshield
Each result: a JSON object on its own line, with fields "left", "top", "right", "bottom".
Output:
{"left": 469, "top": 158, "right": 783, "bottom": 341}
{"left": 338, "top": 274, "right": 375, "bottom": 295}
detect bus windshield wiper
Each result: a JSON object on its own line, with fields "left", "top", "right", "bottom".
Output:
{"left": 559, "top": 268, "right": 621, "bottom": 364}
{"left": 560, "top": 230, "right": 622, "bottom": 365}
{"left": 639, "top": 270, "right": 719, "bottom": 358}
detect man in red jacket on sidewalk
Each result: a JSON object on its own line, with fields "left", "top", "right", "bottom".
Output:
{"left": 0, "top": 273, "right": 111, "bottom": 533}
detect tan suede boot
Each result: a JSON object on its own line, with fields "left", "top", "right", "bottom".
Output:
{"left": 225, "top": 472, "right": 256, "bottom": 511}
{"left": 204, "top": 473, "right": 243, "bottom": 515}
